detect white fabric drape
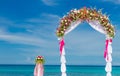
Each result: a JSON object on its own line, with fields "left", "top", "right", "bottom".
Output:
{"left": 105, "top": 40, "right": 112, "bottom": 76}
{"left": 34, "top": 64, "right": 44, "bottom": 76}
{"left": 60, "top": 47, "right": 67, "bottom": 76}
{"left": 65, "top": 20, "right": 107, "bottom": 36}
{"left": 88, "top": 20, "right": 107, "bottom": 34}
{"left": 65, "top": 20, "right": 82, "bottom": 35}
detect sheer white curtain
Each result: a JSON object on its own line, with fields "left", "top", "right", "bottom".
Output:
{"left": 88, "top": 20, "right": 107, "bottom": 35}
{"left": 65, "top": 20, "right": 107, "bottom": 36}
{"left": 65, "top": 20, "right": 82, "bottom": 35}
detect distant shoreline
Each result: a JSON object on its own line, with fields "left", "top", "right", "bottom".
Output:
{"left": 0, "top": 64, "right": 120, "bottom": 67}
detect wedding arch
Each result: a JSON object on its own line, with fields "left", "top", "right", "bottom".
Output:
{"left": 56, "top": 7, "right": 115, "bottom": 76}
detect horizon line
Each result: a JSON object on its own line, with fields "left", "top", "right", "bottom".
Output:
{"left": 0, "top": 64, "right": 120, "bottom": 67}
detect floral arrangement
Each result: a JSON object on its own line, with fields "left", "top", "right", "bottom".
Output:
{"left": 56, "top": 7, "right": 115, "bottom": 38}
{"left": 35, "top": 56, "right": 45, "bottom": 64}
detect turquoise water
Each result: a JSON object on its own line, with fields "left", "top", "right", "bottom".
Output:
{"left": 0, "top": 65, "right": 120, "bottom": 76}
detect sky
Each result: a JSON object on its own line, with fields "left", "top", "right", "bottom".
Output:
{"left": 0, "top": 0, "right": 120, "bottom": 65}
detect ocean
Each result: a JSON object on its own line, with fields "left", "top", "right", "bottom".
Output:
{"left": 0, "top": 65, "right": 120, "bottom": 76}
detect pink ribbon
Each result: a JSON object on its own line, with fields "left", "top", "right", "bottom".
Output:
{"left": 59, "top": 38, "right": 65, "bottom": 55}
{"left": 34, "top": 64, "right": 44, "bottom": 76}
{"left": 104, "top": 39, "right": 109, "bottom": 59}
{"left": 104, "top": 39, "right": 112, "bottom": 60}
{"left": 109, "top": 39, "right": 112, "bottom": 43}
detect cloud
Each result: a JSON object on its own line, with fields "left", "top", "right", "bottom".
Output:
{"left": 0, "top": 18, "right": 37, "bottom": 46}
{"left": 0, "top": 27, "right": 58, "bottom": 50}
{"left": 26, "top": 13, "right": 60, "bottom": 25}
{"left": 0, "top": 32, "right": 45, "bottom": 46}
{"left": 0, "top": 17, "right": 13, "bottom": 25}
{"left": 41, "top": 0, "right": 58, "bottom": 6}
{"left": 0, "top": 13, "right": 60, "bottom": 48}
{"left": 25, "top": 13, "right": 60, "bottom": 38}
{"left": 103, "top": 0, "right": 120, "bottom": 4}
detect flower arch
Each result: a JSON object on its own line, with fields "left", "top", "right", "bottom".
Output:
{"left": 56, "top": 7, "right": 115, "bottom": 76}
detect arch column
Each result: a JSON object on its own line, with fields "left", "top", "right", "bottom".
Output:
{"left": 59, "top": 38, "right": 67, "bottom": 76}
{"left": 104, "top": 38, "right": 112, "bottom": 76}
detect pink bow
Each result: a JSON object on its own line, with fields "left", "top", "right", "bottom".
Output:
{"left": 104, "top": 39, "right": 109, "bottom": 59}
{"left": 104, "top": 39, "right": 112, "bottom": 60}
{"left": 59, "top": 38, "right": 65, "bottom": 55}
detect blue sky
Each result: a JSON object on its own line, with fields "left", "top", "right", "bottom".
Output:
{"left": 0, "top": 0, "right": 120, "bottom": 65}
